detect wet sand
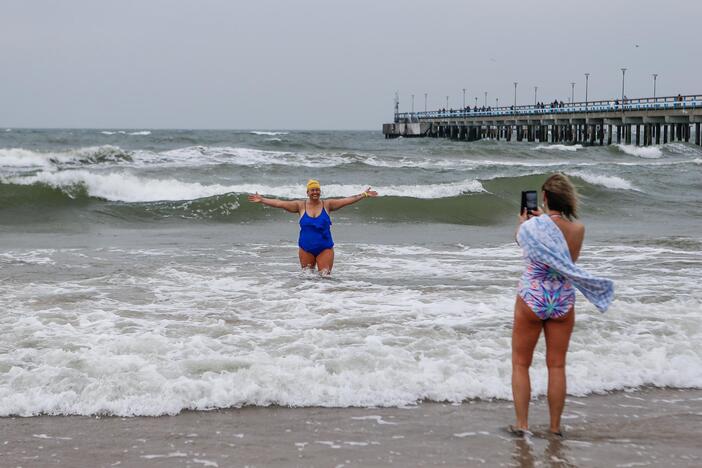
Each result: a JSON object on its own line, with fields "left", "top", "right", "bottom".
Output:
{"left": 2, "top": 388, "right": 701, "bottom": 467}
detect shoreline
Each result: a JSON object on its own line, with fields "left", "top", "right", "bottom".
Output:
{"left": 3, "top": 387, "right": 701, "bottom": 467}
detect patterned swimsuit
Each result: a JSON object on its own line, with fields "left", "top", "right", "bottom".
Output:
{"left": 518, "top": 215, "right": 576, "bottom": 320}
{"left": 518, "top": 259, "right": 576, "bottom": 320}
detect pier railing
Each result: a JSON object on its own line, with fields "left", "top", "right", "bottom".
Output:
{"left": 396, "top": 94, "right": 702, "bottom": 121}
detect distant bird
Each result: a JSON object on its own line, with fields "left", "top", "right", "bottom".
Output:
{"left": 635, "top": 44, "right": 640, "bottom": 48}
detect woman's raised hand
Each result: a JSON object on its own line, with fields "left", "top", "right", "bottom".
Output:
{"left": 363, "top": 187, "right": 378, "bottom": 197}
{"left": 248, "top": 193, "right": 263, "bottom": 203}
{"left": 518, "top": 207, "right": 543, "bottom": 223}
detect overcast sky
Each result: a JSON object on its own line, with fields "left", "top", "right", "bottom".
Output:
{"left": 1, "top": 0, "right": 699, "bottom": 130}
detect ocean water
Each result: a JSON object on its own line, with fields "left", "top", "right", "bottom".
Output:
{"left": 1, "top": 129, "right": 701, "bottom": 416}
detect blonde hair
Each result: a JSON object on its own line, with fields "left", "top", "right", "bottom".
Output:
{"left": 542, "top": 173, "right": 579, "bottom": 220}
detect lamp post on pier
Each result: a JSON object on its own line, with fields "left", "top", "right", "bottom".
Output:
{"left": 570, "top": 82, "right": 575, "bottom": 106}
{"left": 496, "top": 97, "right": 499, "bottom": 109}
{"left": 484, "top": 91, "right": 487, "bottom": 107}
{"left": 621, "top": 68, "right": 627, "bottom": 109}
{"left": 474, "top": 97, "right": 478, "bottom": 107}
{"left": 652, "top": 74, "right": 658, "bottom": 99}
{"left": 462, "top": 88, "right": 466, "bottom": 109}
{"left": 513, "top": 82, "right": 518, "bottom": 115}
{"left": 584, "top": 73, "right": 590, "bottom": 111}
{"left": 424, "top": 93, "right": 427, "bottom": 112}
{"left": 411, "top": 94, "right": 414, "bottom": 114}
{"left": 446, "top": 95, "right": 449, "bottom": 110}
{"left": 534, "top": 86, "right": 538, "bottom": 106}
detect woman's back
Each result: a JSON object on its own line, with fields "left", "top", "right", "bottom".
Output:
{"left": 550, "top": 215, "right": 585, "bottom": 262}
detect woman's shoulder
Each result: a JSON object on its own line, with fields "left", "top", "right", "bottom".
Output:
{"left": 564, "top": 219, "right": 585, "bottom": 241}
{"left": 572, "top": 220, "right": 585, "bottom": 233}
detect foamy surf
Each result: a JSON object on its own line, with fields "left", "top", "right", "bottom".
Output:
{"left": 615, "top": 144, "right": 663, "bottom": 158}
{"left": 0, "top": 241, "right": 699, "bottom": 416}
{"left": 0, "top": 146, "right": 132, "bottom": 169}
{"left": 100, "top": 130, "right": 151, "bottom": 136}
{"left": 3, "top": 171, "right": 486, "bottom": 202}
{"left": 535, "top": 144, "right": 584, "bottom": 152}
{"left": 250, "top": 131, "right": 289, "bottom": 136}
{"left": 567, "top": 171, "right": 639, "bottom": 191}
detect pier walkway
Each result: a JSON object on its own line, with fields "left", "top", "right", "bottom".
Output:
{"left": 383, "top": 94, "right": 702, "bottom": 146}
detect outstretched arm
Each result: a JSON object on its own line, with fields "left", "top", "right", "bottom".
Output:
{"left": 326, "top": 187, "right": 378, "bottom": 212}
{"left": 248, "top": 193, "right": 301, "bottom": 213}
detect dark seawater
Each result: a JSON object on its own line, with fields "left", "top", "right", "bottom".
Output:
{"left": 1, "top": 128, "right": 700, "bottom": 416}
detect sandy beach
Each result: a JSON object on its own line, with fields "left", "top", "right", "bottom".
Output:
{"left": 2, "top": 388, "right": 701, "bottom": 467}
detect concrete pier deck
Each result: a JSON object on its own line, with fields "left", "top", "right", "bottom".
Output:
{"left": 383, "top": 94, "right": 702, "bottom": 146}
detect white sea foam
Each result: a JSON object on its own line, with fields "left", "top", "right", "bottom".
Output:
{"left": 535, "top": 144, "right": 584, "bottom": 152}
{"left": 250, "top": 131, "right": 289, "bottom": 136}
{"left": 4, "top": 170, "right": 485, "bottom": 201}
{"left": 664, "top": 143, "right": 702, "bottom": 156}
{"left": 0, "top": 242, "right": 699, "bottom": 416}
{"left": 0, "top": 146, "right": 130, "bottom": 170}
{"left": 5, "top": 143, "right": 689, "bottom": 174}
{"left": 100, "top": 130, "right": 150, "bottom": 136}
{"left": 568, "top": 171, "right": 638, "bottom": 191}
{"left": 160, "top": 146, "right": 351, "bottom": 168}
{"left": 0, "top": 148, "right": 57, "bottom": 169}
{"left": 615, "top": 144, "right": 663, "bottom": 158}
{"left": 4, "top": 171, "right": 238, "bottom": 202}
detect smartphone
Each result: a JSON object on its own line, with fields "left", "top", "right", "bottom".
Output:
{"left": 521, "top": 190, "right": 538, "bottom": 215}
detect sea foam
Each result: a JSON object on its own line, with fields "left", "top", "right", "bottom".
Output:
{"left": 568, "top": 170, "right": 638, "bottom": 191}
{"left": 250, "top": 131, "right": 289, "bottom": 136}
{"left": 535, "top": 144, "right": 584, "bottom": 152}
{"left": 0, "top": 242, "right": 699, "bottom": 416}
{"left": 5, "top": 170, "right": 485, "bottom": 202}
{"left": 0, "top": 146, "right": 131, "bottom": 170}
{"left": 615, "top": 144, "right": 663, "bottom": 158}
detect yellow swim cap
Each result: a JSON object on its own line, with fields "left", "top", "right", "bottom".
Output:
{"left": 306, "top": 179, "right": 321, "bottom": 190}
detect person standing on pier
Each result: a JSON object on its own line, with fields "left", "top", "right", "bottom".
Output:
{"left": 247, "top": 180, "right": 378, "bottom": 275}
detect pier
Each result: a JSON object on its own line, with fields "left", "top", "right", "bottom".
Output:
{"left": 383, "top": 94, "right": 702, "bottom": 146}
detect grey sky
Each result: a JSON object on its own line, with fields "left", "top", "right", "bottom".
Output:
{"left": 1, "top": 0, "right": 699, "bottom": 130}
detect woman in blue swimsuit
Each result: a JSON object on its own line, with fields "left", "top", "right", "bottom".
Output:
{"left": 248, "top": 180, "right": 378, "bottom": 274}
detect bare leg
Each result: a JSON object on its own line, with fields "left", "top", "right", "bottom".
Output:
{"left": 315, "top": 248, "right": 334, "bottom": 275}
{"left": 298, "top": 248, "right": 316, "bottom": 269}
{"left": 543, "top": 306, "right": 575, "bottom": 434}
{"left": 511, "top": 296, "right": 543, "bottom": 431}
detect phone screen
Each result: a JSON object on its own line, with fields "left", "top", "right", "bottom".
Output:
{"left": 525, "top": 191, "right": 537, "bottom": 211}
{"left": 521, "top": 190, "right": 538, "bottom": 213}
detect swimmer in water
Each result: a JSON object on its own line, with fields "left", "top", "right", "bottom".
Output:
{"left": 248, "top": 179, "right": 378, "bottom": 274}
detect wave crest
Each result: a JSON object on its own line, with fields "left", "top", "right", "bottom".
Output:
{"left": 0, "top": 146, "right": 133, "bottom": 170}
{"left": 615, "top": 144, "right": 663, "bottom": 159}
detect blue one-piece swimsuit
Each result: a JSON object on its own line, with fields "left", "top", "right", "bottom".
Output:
{"left": 298, "top": 202, "right": 334, "bottom": 256}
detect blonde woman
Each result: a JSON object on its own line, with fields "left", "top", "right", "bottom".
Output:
{"left": 511, "top": 173, "right": 613, "bottom": 437}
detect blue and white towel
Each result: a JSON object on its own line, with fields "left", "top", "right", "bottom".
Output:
{"left": 517, "top": 214, "right": 614, "bottom": 312}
